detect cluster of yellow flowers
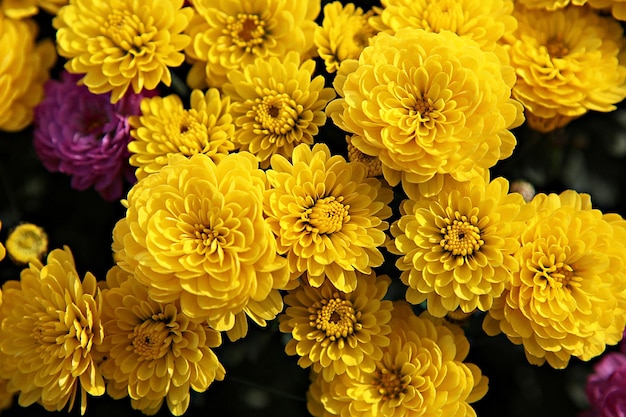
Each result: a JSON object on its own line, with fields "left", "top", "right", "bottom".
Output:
{"left": 1, "top": 0, "right": 626, "bottom": 416}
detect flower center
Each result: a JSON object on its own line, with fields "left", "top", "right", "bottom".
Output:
{"left": 546, "top": 37, "right": 569, "bottom": 59}
{"left": 374, "top": 367, "right": 406, "bottom": 401}
{"left": 132, "top": 319, "right": 171, "bottom": 360}
{"left": 103, "top": 10, "right": 150, "bottom": 53}
{"left": 193, "top": 223, "right": 226, "bottom": 254}
{"left": 424, "top": 0, "right": 465, "bottom": 32}
{"left": 304, "top": 196, "right": 350, "bottom": 235}
{"left": 168, "top": 113, "right": 208, "bottom": 155}
{"left": 347, "top": 142, "right": 383, "bottom": 177}
{"left": 440, "top": 215, "right": 484, "bottom": 257}
{"left": 253, "top": 93, "right": 299, "bottom": 137}
{"left": 227, "top": 13, "right": 266, "bottom": 52}
{"left": 415, "top": 95, "right": 434, "bottom": 120}
{"left": 310, "top": 295, "right": 362, "bottom": 341}
{"left": 537, "top": 262, "right": 576, "bottom": 290}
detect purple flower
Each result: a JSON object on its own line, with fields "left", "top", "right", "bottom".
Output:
{"left": 582, "top": 351, "right": 626, "bottom": 417}
{"left": 33, "top": 71, "right": 155, "bottom": 201}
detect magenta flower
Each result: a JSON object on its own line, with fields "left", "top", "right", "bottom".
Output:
{"left": 582, "top": 333, "right": 626, "bottom": 417}
{"left": 33, "top": 71, "right": 154, "bottom": 201}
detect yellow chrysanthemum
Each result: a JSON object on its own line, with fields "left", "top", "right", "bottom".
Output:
{"left": 185, "top": 0, "right": 320, "bottom": 88}
{"left": 346, "top": 135, "right": 383, "bottom": 178}
{"left": 0, "top": 247, "right": 105, "bottom": 414}
{"left": 587, "top": 0, "right": 626, "bottom": 20}
{"left": 0, "top": 15, "right": 55, "bottom": 132}
{"left": 5, "top": 222, "right": 48, "bottom": 265}
{"left": 327, "top": 28, "right": 524, "bottom": 197}
{"left": 222, "top": 51, "right": 335, "bottom": 168}
{"left": 1, "top": 0, "right": 66, "bottom": 19}
{"left": 54, "top": 0, "right": 193, "bottom": 103}
{"left": 314, "top": 1, "right": 378, "bottom": 73}
{"left": 279, "top": 272, "right": 393, "bottom": 381}
{"left": 483, "top": 190, "right": 626, "bottom": 368}
{"left": 507, "top": 4, "right": 626, "bottom": 132}
{"left": 308, "top": 301, "right": 488, "bottom": 417}
{"left": 128, "top": 88, "right": 235, "bottom": 180}
{"left": 113, "top": 152, "right": 289, "bottom": 339}
{"left": 392, "top": 175, "right": 532, "bottom": 317}
{"left": 370, "top": 0, "right": 517, "bottom": 63}
{"left": 98, "top": 266, "right": 225, "bottom": 416}
{"left": 515, "top": 0, "right": 587, "bottom": 10}
{"left": 264, "top": 143, "right": 393, "bottom": 293}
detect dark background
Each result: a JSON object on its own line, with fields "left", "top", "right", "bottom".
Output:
{"left": 2, "top": 1, "right": 626, "bottom": 416}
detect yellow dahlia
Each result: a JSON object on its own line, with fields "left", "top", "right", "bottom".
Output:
{"left": 1, "top": 0, "right": 66, "bottom": 19}
{"left": 113, "top": 152, "right": 289, "bottom": 339}
{"left": 279, "top": 272, "right": 393, "bottom": 381}
{"left": 222, "top": 51, "right": 335, "bottom": 168}
{"left": 128, "top": 88, "right": 235, "bottom": 180}
{"left": 314, "top": 1, "right": 378, "bottom": 73}
{"left": 587, "top": 0, "right": 626, "bottom": 20}
{"left": 507, "top": 4, "right": 626, "bottom": 132}
{"left": 98, "top": 266, "right": 225, "bottom": 416}
{"left": 0, "top": 247, "right": 104, "bottom": 414}
{"left": 392, "top": 175, "right": 532, "bottom": 317}
{"left": 327, "top": 28, "right": 524, "bottom": 197}
{"left": 54, "top": 0, "right": 193, "bottom": 103}
{"left": 371, "top": 0, "right": 517, "bottom": 63}
{"left": 0, "top": 15, "right": 55, "bottom": 132}
{"left": 483, "top": 190, "right": 626, "bottom": 368}
{"left": 308, "top": 301, "right": 488, "bottom": 417}
{"left": 185, "top": 0, "right": 320, "bottom": 88}
{"left": 4, "top": 222, "right": 48, "bottom": 265}
{"left": 264, "top": 143, "right": 393, "bottom": 293}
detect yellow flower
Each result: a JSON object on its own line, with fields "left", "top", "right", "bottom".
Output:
{"left": 308, "top": 301, "right": 488, "bottom": 417}
{"left": 587, "top": 0, "right": 626, "bottom": 20}
{"left": 279, "top": 272, "right": 393, "bottom": 381}
{"left": 54, "top": 0, "right": 193, "bottom": 103}
{"left": 327, "top": 28, "right": 524, "bottom": 197}
{"left": 314, "top": 1, "right": 378, "bottom": 73}
{"left": 0, "top": 15, "right": 55, "bottom": 132}
{"left": 128, "top": 88, "right": 235, "bottom": 180}
{"left": 515, "top": 0, "right": 587, "bottom": 10}
{"left": 0, "top": 247, "right": 105, "bottom": 414}
{"left": 264, "top": 143, "right": 393, "bottom": 293}
{"left": 483, "top": 190, "right": 626, "bottom": 368}
{"left": 98, "top": 266, "right": 225, "bottom": 416}
{"left": 185, "top": 0, "right": 320, "bottom": 88}
{"left": 0, "top": 221, "right": 5, "bottom": 262}
{"left": 507, "top": 4, "right": 626, "bottom": 132}
{"left": 5, "top": 222, "right": 48, "bottom": 265}
{"left": 222, "top": 51, "right": 335, "bottom": 168}
{"left": 346, "top": 135, "right": 383, "bottom": 177}
{"left": 392, "top": 175, "right": 532, "bottom": 317}
{"left": 113, "top": 152, "right": 289, "bottom": 339}
{"left": 371, "top": 0, "right": 517, "bottom": 63}
{"left": 1, "top": 0, "right": 67, "bottom": 19}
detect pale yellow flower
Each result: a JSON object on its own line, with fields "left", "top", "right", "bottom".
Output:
{"left": 4, "top": 222, "right": 48, "bottom": 265}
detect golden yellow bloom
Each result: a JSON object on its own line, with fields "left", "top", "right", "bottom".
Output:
{"left": 392, "top": 175, "right": 532, "bottom": 317}
{"left": 507, "top": 4, "right": 626, "bottom": 132}
{"left": 308, "top": 301, "right": 488, "bottom": 417}
{"left": 0, "top": 247, "right": 105, "bottom": 414}
{"left": 327, "top": 28, "right": 523, "bottom": 197}
{"left": 515, "top": 0, "right": 587, "bottom": 10}
{"left": 222, "top": 51, "right": 335, "bottom": 168}
{"left": 5, "top": 222, "right": 48, "bottom": 264}
{"left": 483, "top": 190, "right": 626, "bottom": 368}
{"left": 279, "top": 272, "right": 393, "bottom": 381}
{"left": 346, "top": 135, "right": 383, "bottom": 177}
{"left": 587, "top": 0, "right": 626, "bottom": 20}
{"left": 113, "top": 152, "right": 289, "bottom": 338}
{"left": 264, "top": 143, "right": 393, "bottom": 293}
{"left": 129, "top": 88, "right": 235, "bottom": 180}
{"left": 54, "top": 0, "right": 193, "bottom": 103}
{"left": 99, "top": 266, "right": 225, "bottom": 416}
{"left": 0, "top": 15, "right": 55, "bottom": 132}
{"left": 1, "top": 0, "right": 67, "bottom": 19}
{"left": 371, "top": 0, "right": 517, "bottom": 63}
{"left": 314, "top": 1, "right": 378, "bottom": 73}
{"left": 185, "top": 0, "right": 320, "bottom": 88}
